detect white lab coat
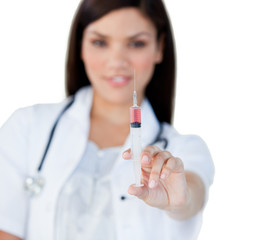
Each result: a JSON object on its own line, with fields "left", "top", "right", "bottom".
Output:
{"left": 0, "top": 86, "right": 214, "bottom": 240}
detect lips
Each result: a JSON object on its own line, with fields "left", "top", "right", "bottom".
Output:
{"left": 106, "top": 75, "right": 131, "bottom": 87}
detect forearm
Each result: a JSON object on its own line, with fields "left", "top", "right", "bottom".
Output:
{"left": 0, "top": 231, "right": 22, "bottom": 240}
{"left": 165, "top": 171, "right": 206, "bottom": 221}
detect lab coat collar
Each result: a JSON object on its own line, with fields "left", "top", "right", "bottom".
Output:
{"left": 140, "top": 98, "right": 160, "bottom": 147}
{"left": 65, "top": 86, "right": 93, "bottom": 131}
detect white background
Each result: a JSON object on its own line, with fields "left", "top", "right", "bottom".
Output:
{"left": 0, "top": 0, "right": 261, "bottom": 239}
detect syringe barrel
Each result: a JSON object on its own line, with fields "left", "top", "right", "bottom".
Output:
{"left": 130, "top": 127, "right": 143, "bottom": 187}
{"left": 130, "top": 106, "right": 143, "bottom": 187}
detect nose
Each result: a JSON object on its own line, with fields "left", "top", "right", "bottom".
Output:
{"left": 107, "top": 45, "right": 129, "bottom": 70}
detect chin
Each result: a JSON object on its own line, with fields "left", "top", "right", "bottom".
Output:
{"left": 105, "top": 94, "right": 132, "bottom": 105}
{"left": 93, "top": 87, "right": 133, "bottom": 106}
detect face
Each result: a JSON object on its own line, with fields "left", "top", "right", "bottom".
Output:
{"left": 81, "top": 7, "right": 163, "bottom": 105}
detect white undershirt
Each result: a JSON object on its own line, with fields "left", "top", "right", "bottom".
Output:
{"left": 55, "top": 141, "right": 121, "bottom": 240}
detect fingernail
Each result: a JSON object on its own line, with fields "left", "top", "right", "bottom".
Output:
{"left": 123, "top": 152, "right": 131, "bottom": 158}
{"left": 142, "top": 155, "right": 149, "bottom": 163}
{"left": 160, "top": 173, "right": 166, "bottom": 179}
{"left": 149, "top": 180, "right": 156, "bottom": 188}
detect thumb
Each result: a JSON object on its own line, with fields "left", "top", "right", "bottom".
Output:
{"left": 122, "top": 148, "right": 131, "bottom": 160}
{"left": 128, "top": 184, "right": 149, "bottom": 201}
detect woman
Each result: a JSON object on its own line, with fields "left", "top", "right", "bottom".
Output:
{"left": 0, "top": 0, "right": 214, "bottom": 239}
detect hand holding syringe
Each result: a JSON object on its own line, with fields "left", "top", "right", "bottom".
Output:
{"left": 123, "top": 71, "right": 190, "bottom": 214}
{"left": 129, "top": 70, "right": 144, "bottom": 187}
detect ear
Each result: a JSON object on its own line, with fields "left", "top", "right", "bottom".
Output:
{"left": 155, "top": 34, "right": 165, "bottom": 64}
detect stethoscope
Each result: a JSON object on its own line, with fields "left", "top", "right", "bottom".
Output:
{"left": 24, "top": 96, "right": 168, "bottom": 196}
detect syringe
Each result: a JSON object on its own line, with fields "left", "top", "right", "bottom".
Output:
{"left": 130, "top": 70, "right": 144, "bottom": 187}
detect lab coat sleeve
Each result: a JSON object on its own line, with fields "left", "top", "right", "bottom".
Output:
{"left": 0, "top": 108, "right": 32, "bottom": 238}
{"left": 164, "top": 124, "right": 215, "bottom": 206}
{"left": 179, "top": 134, "right": 214, "bottom": 203}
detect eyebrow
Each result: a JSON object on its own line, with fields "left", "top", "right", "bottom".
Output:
{"left": 86, "top": 30, "right": 153, "bottom": 39}
{"left": 129, "top": 32, "right": 153, "bottom": 39}
{"left": 87, "top": 30, "right": 108, "bottom": 38}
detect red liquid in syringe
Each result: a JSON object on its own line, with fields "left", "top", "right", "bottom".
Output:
{"left": 130, "top": 106, "right": 141, "bottom": 128}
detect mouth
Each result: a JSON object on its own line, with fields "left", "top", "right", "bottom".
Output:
{"left": 106, "top": 75, "right": 131, "bottom": 87}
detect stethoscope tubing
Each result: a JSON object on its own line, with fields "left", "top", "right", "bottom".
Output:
{"left": 37, "top": 96, "right": 75, "bottom": 171}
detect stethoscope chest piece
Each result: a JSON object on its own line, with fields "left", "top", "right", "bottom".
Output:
{"left": 24, "top": 175, "right": 45, "bottom": 197}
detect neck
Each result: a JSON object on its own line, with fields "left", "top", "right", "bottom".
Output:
{"left": 91, "top": 93, "right": 131, "bottom": 125}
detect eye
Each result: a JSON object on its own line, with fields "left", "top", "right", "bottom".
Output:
{"left": 129, "top": 41, "right": 146, "bottom": 48}
{"left": 92, "top": 39, "right": 107, "bottom": 47}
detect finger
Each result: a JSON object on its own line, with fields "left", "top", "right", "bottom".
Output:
{"left": 160, "top": 157, "right": 184, "bottom": 180}
{"left": 122, "top": 148, "right": 131, "bottom": 160}
{"left": 148, "top": 151, "right": 172, "bottom": 188}
{"left": 140, "top": 145, "right": 162, "bottom": 165}
{"left": 128, "top": 184, "right": 149, "bottom": 201}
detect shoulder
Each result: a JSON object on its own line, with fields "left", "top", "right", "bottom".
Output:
{"left": 161, "top": 123, "right": 209, "bottom": 153}
{"left": 0, "top": 85, "right": 91, "bottom": 135}
{"left": 2, "top": 98, "right": 72, "bottom": 129}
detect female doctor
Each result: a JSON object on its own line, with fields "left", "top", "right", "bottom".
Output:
{"left": 0, "top": 0, "right": 214, "bottom": 239}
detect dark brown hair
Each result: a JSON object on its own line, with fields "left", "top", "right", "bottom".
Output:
{"left": 66, "top": 0, "right": 176, "bottom": 123}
